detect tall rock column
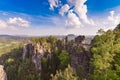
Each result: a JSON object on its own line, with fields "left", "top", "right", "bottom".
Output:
{"left": 0, "top": 65, "right": 7, "bottom": 80}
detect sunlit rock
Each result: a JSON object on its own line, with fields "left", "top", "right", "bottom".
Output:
{"left": 0, "top": 65, "right": 7, "bottom": 80}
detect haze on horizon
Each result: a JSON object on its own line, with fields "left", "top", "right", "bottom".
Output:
{"left": 0, "top": 0, "right": 120, "bottom": 36}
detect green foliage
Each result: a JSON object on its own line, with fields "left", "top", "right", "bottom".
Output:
{"left": 31, "top": 37, "right": 46, "bottom": 44}
{"left": 6, "top": 58, "right": 14, "bottom": 63}
{"left": 0, "top": 41, "right": 23, "bottom": 56}
{"left": 115, "top": 24, "right": 120, "bottom": 30}
{"left": 3, "top": 47, "right": 41, "bottom": 80}
{"left": 51, "top": 65, "right": 78, "bottom": 80}
{"left": 58, "top": 50, "right": 71, "bottom": 70}
{"left": 42, "top": 57, "right": 47, "bottom": 63}
{"left": 76, "top": 66, "right": 86, "bottom": 80}
{"left": 31, "top": 36, "right": 57, "bottom": 45}
{"left": 47, "top": 36, "right": 57, "bottom": 44}
{"left": 97, "top": 28, "right": 105, "bottom": 35}
{"left": 90, "top": 24, "right": 120, "bottom": 80}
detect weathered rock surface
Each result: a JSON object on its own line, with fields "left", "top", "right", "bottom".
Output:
{"left": 22, "top": 35, "right": 93, "bottom": 77}
{"left": 75, "top": 35, "right": 85, "bottom": 44}
{"left": 67, "top": 36, "right": 92, "bottom": 77}
{"left": 0, "top": 65, "right": 7, "bottom": 80}
{"left": 23, "top": 43, "right": 51, "bottom": 71}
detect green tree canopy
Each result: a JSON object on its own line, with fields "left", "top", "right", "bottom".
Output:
{"left": 51, "top": 65, "right": 78, "bottom": 80}
{"left": 58, "top": 50, "right": 71, "bottom": 70}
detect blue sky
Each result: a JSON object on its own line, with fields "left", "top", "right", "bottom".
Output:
{"left": 0, "top": 0, "right": 120, "bottom": 36}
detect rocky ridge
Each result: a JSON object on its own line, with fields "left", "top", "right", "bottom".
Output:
{"left": 22, "top": 35, "right": 93, "bottom": 77}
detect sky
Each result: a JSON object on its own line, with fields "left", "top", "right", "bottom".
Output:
{"left": 0, "top": 0, "right": 120, "bottom": 36}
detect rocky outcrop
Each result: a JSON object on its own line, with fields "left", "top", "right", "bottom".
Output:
{"left": 23, "top": 43, "right": 51, "bottom": 71}
{"left": 67, "top": 35, "right": 92, "bottom": 78}
{"left": 22, "top": 43, "right": 34, "bottom": 59}
{"left": 22, "top": 35, "right": 93, "bottom": 78}
{"left": 0, "top": 65, "right": 7, "bottom": 80}
{"left": 75, "top": 35, "right": 85, "bottom": 44}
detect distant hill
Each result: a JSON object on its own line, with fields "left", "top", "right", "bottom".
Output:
{"left": 67, "top": 34, "right": 76, "bottom": 37}
{"left": 0, "top": 35, "right": 13, "bottom": 38}
{"left": 0, "top": 34, "right": 30, "bottom": 43}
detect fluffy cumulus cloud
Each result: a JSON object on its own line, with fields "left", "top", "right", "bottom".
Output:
{"left": 66, "top": 10, "right": 82, "bottom": 28}
{"left": 73, "top": 0, "right": 95, "bottom": 25}
{"left": 0, "top": 20, "right": 7, "bottom": 29}
{"left": 59, "top": 4, "right": 70, "bottom": 16}
{"left": 48, "top": 0, "right": 120, "bottom": 34}
{"left": 0, "top": 17, "right": 30, "bottom": 30}
{"left": 102, "top": 11, "right": 120, "bottom": 30}
{"left": 48, "top": 0, "right": 95, "bottom": 28}
{"left": 94, "top": 10, "right": 120, "bottom": 30}
{"left": 67, "top": 0, "right": 88, "bottom": 23}
{"left": 7, "top": 17, "right": 29, "bottom": 27}
{"left": 48, "top": 0, "right": 59, "bottom": 10}
{"left": 107, "top": 11, "right": 120, "bottom": 26}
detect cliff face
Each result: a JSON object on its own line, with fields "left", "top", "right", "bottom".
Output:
{"left": 0, "top": 35, "right": 93, "bottom": 80}
{"left": 23, "top": 43, "right": 51, "bottom": 71}
{"left": 67, "top": 36, "right": 92, "bottom": 77}
{"left": 23, "top": 36, "right": 90, "bottom": 71}
{"left": 22, "top": 35, "right": 93, "bottom": 78}
{"left": 0, "top": 65, "right": 7, "bottom": 80}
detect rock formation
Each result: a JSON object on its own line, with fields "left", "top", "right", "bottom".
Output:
{"left": 23, "top": 43, "right": 51, "bottom": 71}
{"left": 75, "top": 35, "right": 85, "bottom": 44}
{"left": 0, "top": 65, "right": 7, "bottom": 80}
{"left": 67, "top": 35, "right": 92, "bottom": 78}
{"left": 22, "top": 35, "right": 93, "bottom": 78}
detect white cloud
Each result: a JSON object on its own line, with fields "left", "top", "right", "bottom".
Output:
{"left": 94, "top": 11, "right": 120, "bottom": 31}
{"left": 48, "top": 0, "right": 59, "bottom": 10}
{"left": 7, "top": 17, "right": 29, "bottom": 27}
{"left": 0, "top": 17, "right": 30, "bottom": 30}
{"left": 102, "top": 11, "right": 120, "bottom": 30}
{"left": 48, "top": 0, "right": 95, "bottom": 28}
{"left": 59, "top": 4, "right": 70, "bottom": 16}
{"left": 66, "top": 10, "right": 82, "bottom": 28}
{"left": 106, "top": 11, "right": 120, "bottom": 29}
{"left": 0, "top": 20, "right": 7, "bottom": 29}
{"left": 65, "top": 0, "right": 95, "bottom": 28}
{"left": 73, "top": 0, "right": 95, "bottom": 25}
{"left": 51, "top": 16, "right": 66, "bottom": 26}
{"left": 107, "top": 11, "right": 120, "bottom": 25}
